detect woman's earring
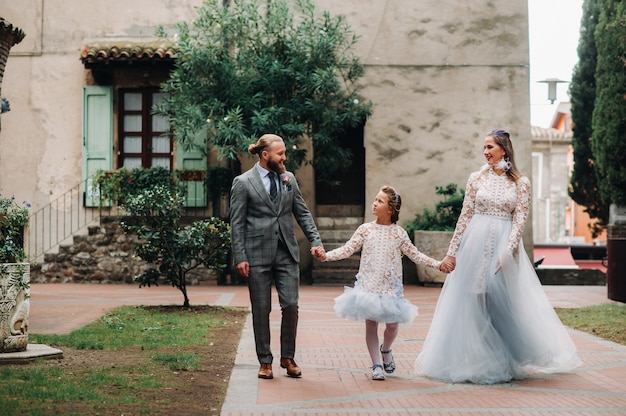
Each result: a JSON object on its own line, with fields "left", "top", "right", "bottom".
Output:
{"left": 496, "top": 158, "right": 511, "bottom": 171}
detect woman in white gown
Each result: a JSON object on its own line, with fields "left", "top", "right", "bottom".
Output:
{"left": 414, "top": 129, "right": 582, "bottom": 384}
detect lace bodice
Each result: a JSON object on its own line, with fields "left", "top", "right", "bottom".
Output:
{"left": 447, "top": 168, "right": 531, "bottom": 257}
{"left": 325, "top": 222, "right": 440, "bottom": 296}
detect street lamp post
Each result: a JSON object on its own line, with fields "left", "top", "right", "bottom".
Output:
{"left": 538, "top": 78, "right": 568, "bottom": 104}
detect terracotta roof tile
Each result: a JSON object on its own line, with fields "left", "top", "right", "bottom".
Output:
{"left": 80, "top": 42, "right": 178, "bottom": 64}
{"left": 531, "top": 125, "right": 572, "bottom": 141}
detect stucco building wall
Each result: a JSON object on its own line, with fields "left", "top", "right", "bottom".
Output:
{"left": 1, "top": 0, "right": 532, "bottom": 255}
{"left": 0, "top": 0, "right": 205, "bottom": 210}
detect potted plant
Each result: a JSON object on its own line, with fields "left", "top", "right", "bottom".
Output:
{"left": 0, "top": 190, "right": 31, "bottom": 352}
{"left": 405, "top": 184, "right": 464, "bottom": 285}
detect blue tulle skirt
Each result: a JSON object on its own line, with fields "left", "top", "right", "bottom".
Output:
{"left": 334, "top": 285, "right": 418, "bottom": 324}
{"left": 414, "top": 214, "right": 582, "bottom": 384}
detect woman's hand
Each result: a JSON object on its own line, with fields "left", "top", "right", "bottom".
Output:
{"left": 439, "top": 255, "right": 456, "bottom": 273}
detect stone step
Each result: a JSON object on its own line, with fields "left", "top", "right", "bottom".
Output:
{"left": 317, "top": 205, "right": 364, "bottom": 217}
{"left": 310, "top": 207, "right": 363, "bottom": 285}
{"left": 319, "top": 229, "right": 357, "bottom": 244}
{"left": 314, "top": 255, "right": 361, "bottom": 269}
{"left": 311, "top": 268, "right": 356, "bottom": 286}
{"left": 322, "top": 242, "right": 355, "bottom": 251}
{"left": 316, "top": 216, "right": 363, "bottom": 229}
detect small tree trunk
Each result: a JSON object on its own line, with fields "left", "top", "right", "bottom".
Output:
{"left": 179, "top": 270, "right": 190, "bottom": 308}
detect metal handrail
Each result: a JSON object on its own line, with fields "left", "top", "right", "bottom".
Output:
{"left": 24, "top": 177, "right": 219, "bottom": 263}
{"left": 25, "top": 180, "right": 104, "bottom": 262}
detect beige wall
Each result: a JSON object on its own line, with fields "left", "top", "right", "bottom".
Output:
{"left": 317, "top": 0, "right": 532, "bottom": 250}
{"left": 532, "top": 137, "right": 571, "bottom": 243}
{"left": 1, "top": 0, "right": 532, "bottom": 250}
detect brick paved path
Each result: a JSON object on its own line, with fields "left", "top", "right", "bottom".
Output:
{"left": 28, "top": 284, "right": 626, "bottom": 415}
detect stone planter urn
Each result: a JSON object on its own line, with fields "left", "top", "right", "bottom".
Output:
{"left": 0, "top": 263, "right": 30, "bottom": 353}
{"left": 414, "top": 230, "right": 453, "bottom": 285}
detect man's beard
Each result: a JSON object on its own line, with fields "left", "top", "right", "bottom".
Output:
{"left": 268, "top": 159, "right": 286, "bottom": 174}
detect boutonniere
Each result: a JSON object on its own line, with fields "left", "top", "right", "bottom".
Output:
{"left": 282, "top": 175, "right": 292, "bottom": 190}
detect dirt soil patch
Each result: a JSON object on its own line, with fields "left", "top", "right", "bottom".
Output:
{"left": 24, "top": 306, "right": 248, "bottom": 416}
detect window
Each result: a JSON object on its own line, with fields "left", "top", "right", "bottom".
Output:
{"left": 118, "top": 89, "right": 172, "bottom": 169}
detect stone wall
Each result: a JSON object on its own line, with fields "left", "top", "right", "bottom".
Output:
{"left": 30, "top": 217, "right": 220, "bottom": 285}
{"left": 536, "top": 268, "right": 606, "bottom": 286}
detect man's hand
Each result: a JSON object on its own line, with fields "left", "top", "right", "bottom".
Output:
{"left": 311, "top": 246, "right": 326, "bottom": 261}
{"left": 235, "top": 261, "right": 250, "bottom": 278}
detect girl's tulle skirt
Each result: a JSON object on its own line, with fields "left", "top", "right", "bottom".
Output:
{"left": 414, "top": 214, "right": 582, "bottom": 384}
{"left": 334, "top": 285, "right": 418, "bottom": 324}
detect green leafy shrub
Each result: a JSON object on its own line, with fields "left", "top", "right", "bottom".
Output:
{"left": 405, "top": 184, "right": 464, "bottom": 237}
{"left": 119, "top": 184, "right": 231, "bottom": 308}
{"left": 94, "top": 167, "right": 178, "bottom": 207}
{"left": 0, "top": 191, "right": 30, "bottom": 263}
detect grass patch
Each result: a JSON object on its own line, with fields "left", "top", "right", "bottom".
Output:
{"left": 32, "top": 305, "right": 226, "bottom": 350}
{"left": 151, "top": 352, "right": 201, "bottom": 371}
{"left": 556, "top": 303, "right": 626, "bottom": 345}
{"left": 0, "top": 305, "right": 247, "bottom": 416}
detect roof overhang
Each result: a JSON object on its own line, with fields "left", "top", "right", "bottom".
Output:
{"left": 80, "top": 41, "right": 177, "bottom": 83}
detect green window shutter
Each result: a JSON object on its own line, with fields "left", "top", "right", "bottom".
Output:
{"left": 82, "top": 86, "right": 113, "bottom": 207}
{"left": 175, "top": 127, "right": 207, "bottom": 207}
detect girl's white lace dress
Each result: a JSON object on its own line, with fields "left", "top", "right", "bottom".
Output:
{"left": 325, "top": 222, "right": 440, "bottom": 324}
{"left": 414, "top": 167, "right": 582, "bottom": 384}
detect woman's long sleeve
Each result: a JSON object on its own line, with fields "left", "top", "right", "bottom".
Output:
{"left": 508, "top": 176, "right": 531, "bottom": 255}
{"left": 447, "top": 174, "right": 477, "bottom": 257}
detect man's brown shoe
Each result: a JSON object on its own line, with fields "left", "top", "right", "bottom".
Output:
{"left": 258, "top": 363, "right": 273, "bottom": 379}
{"left": 280, "top": 358, "right": 302, "bottom": 378}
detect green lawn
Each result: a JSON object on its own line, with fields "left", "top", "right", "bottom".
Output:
{"left": 556, "top": 303, "right": 626, "bottom": 345}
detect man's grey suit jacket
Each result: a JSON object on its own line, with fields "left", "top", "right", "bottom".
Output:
{"left": 229, "top": 166, "right": 322, "bottom": 267}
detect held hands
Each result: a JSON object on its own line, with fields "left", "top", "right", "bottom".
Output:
{"left": 311, "top": 246, "right": 326, "bottom": 261}
{"left": 439, "top": 255, "right": 456, "bottom": 274}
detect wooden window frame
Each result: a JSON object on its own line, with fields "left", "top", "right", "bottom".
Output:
{"left": 118, "top": 88, "right": 172, "bottom": 170}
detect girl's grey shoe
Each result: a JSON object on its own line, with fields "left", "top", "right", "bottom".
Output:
{"left": 371, "top": 364, "right": 386, "bottom": 380}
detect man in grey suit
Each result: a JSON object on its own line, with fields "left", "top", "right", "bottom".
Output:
{"left": 229, "top": 133, "right": 323, "bottom": 379}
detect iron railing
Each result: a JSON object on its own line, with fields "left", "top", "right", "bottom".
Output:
{"left": 25, "top": 178, "right": 220, "bottom": 262}
{"left": 25, "top": 180, "right": 103, "bottom": 262}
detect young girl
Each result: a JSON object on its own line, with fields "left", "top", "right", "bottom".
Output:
{"left": 313, "top": 185, "right": 441, "bottom": 380}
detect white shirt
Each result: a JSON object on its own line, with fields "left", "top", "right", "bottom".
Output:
{"left": 255, "top": 163, "right": 278, "bottom": 195}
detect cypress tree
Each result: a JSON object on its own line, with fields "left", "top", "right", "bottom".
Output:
{"left": 569, "top": 0, "right": 607, "bottom": 237}
{"left": 591, "top": 0, "right": 626, "bottom": 207}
